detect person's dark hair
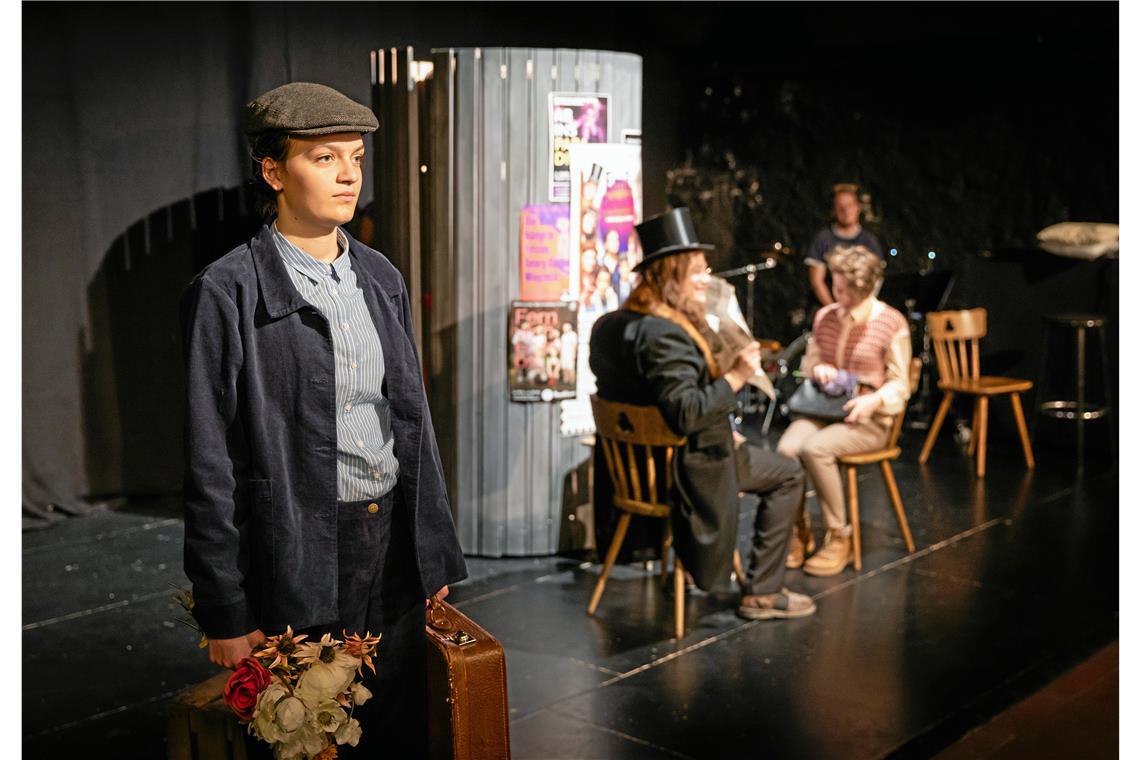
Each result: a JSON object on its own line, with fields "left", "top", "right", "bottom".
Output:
{"left": 248, "top": 130, "right": 291, "bottom": 221}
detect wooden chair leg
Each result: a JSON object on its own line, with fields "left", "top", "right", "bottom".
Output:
{"left": 976, "top": 396, "right": 989, "bottom": 478}
{"left": 846, "top": 465, "right": 861, "bottom": 571}
{"left": 673, "top": 554, "right": 685, "bottom": 640}
{"left": 881, "top": 461, "right": 915, "bottom": 553}
{"left": 587, "top": 511, "right": 631, "bottom": 615}
{"left": 919, "top": 392, "right": 955, "bottom": 464}
{"left": 1010, "top": 392, "right": 1036, "bottom": 470}
{"left": 660, "top": 523, "right": 672, "bottom": 585}
{"left": 967, "top": 396, "right": 980, "bottom": 458}
{"left": 732, "top": 549, "right": 747, "bottom": 593}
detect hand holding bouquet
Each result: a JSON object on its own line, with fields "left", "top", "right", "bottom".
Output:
{"left": 221, "top": 627, "right": 382, "bottom": 760}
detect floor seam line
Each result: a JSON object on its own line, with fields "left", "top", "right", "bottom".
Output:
{"left": 542, "top": 704, "right": 699, "bottom": 760}
{"left": 25, "top": 685, "right": 188, "bottom": 737}
{"left": 1037, "top": 486, "right": 1076, "bottom": 505}
{"left": 810, "top": 516, "right": 1007, "bottom": 601}
{"left": 23, "top": 588, "right": 173, "bottom": 631}
{"left": 452, "top": 565, "right": 582, "bottom": 608}
{"left": 22, "top": 518, "right": 182, "bottom": 556}
{"left": 600, "top": 621, "right": 755, "bottom": 687}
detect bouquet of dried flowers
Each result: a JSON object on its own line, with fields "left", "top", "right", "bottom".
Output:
{"left": 174, "top": 588, "right": 380, "bottom": 758}
{"left": 223, "top": 627, "right": 382, "bottom": 760}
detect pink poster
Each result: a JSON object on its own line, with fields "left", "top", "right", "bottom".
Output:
{"left": 519, "top": 205, "right": 571, "bottom": 302}
{"left": 548, "top": 93, "right": 610, "bottom": 201}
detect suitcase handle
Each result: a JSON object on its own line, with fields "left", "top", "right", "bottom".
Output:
{"left": 427, "top": 598, "right": 479, "bottom": 647}
{"left": 427, "top": 597, "right": 452, "bottom": 631}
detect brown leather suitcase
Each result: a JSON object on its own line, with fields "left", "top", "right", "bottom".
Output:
{"left": 166, "top": 671, "right": 251, "bottom": 760}
{"left": 425, "top": 599, "right": 511, "bottom": 759}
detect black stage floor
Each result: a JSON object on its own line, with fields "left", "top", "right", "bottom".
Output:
{"left": 23, "top": 422, "right": 1118, "bottom": 759}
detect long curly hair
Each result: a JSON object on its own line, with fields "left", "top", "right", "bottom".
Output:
{"left": 624, "top": 251, "right": 707, "bottom": 331}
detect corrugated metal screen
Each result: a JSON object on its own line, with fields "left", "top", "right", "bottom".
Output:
{"left": 374, "top": 47, "right": 642, "bottom": 556}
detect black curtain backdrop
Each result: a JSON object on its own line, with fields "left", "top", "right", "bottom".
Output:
{"left": 22, "top": 2, "right": 1117, "bottom": 526}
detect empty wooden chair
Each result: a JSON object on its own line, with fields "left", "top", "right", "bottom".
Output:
{"left": 838, "top": 357, "right": 922, "bottom": 571}
{"left": 587, "top": 395, "right": 744, "bottom": 640}
{"left": 918, "top": 308, "right": 1035, "bottom": 477}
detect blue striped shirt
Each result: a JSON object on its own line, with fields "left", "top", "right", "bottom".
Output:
{"left": 272, "top": 224, "right": 399, "bottom": 500}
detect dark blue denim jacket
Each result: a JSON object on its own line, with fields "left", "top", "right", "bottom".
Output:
{"left": 180, "top": 225, "right": 467, "bottom": 639}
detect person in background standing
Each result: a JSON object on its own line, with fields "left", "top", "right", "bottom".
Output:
{"left": 805, "top": 184, "right": 884, "bottom": 309}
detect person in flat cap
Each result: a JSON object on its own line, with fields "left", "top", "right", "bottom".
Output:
{"left": 589, "top": 207, "right": 816, "bottom": 621}
{"left": 180, "top": 82, "right": 466, "bottom": 757}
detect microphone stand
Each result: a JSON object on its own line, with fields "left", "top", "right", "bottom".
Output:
{"left": 710, "top": 258, "right": 780, "bottom": 424}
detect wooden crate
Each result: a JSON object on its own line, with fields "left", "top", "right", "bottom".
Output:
{"left": 167, "top": 671, "right": 251, "bottom": 760}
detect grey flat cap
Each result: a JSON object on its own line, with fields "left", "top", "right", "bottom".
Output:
{"left": 245, "top": 82, "right": 379, "bottom": 136}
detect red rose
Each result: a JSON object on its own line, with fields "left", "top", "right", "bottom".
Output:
{"left": 223, "top": 657, "right": 272, "bottom": 721}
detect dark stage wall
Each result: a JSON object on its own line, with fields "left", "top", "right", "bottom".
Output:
{"left": 22, "top": 3, "right": 1117, "bottom": 518}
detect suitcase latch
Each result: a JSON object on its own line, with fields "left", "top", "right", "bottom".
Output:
{"left": 446, "top": 630, "right": 477, "bottom": 647}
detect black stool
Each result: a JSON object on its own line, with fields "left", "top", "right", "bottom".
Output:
{"left": 1032, "top": 313, "right": 1114, "bottom": 465}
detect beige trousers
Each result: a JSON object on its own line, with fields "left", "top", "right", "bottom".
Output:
{"left": 776, "top": 417, "right": 890, "bottom": 530}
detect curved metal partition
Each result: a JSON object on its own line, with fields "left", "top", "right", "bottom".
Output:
{"left": 374, "top": 46, "right": 642, "bottom": 556}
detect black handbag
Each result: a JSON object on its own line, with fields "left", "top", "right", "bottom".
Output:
{"left": 786, "top": 379, "right": 852, "bottom": 422}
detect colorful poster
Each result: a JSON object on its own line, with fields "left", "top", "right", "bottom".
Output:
{"left": 519, "top": 205, "right": 571, "bottom": 302}
{"left": 561, "top": 143, "right": 643, "bottom": 435}
{"left": 509, "top": 301, "right": 580, "bottom": 403}
{"left": 548, "top": 93, "right": 610, "bottom": 202}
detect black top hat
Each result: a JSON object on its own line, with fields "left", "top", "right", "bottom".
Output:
{"left": 632, "top": 207, "right": 715, "bottom": 272}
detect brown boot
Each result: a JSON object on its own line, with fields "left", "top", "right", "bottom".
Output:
{"left": 802, "top": 527, "right": 853, "bottom": 577}
{"left": 785, "top": 510, "right": 816, "bottom": 569}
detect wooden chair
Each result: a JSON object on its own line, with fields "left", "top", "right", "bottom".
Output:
{"left": 587, "top": 396, "right": 745, "bottom": 640}
{"left": 838, "top": 357, "right": 922, "bottom": 571}
{"left": 918, "top": 308, "right": 1035, "bottom": 477}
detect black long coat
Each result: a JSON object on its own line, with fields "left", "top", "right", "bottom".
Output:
{"left": 589, "top": 309, "right": 740, "bottom": 591}
{"left": 180, "top": 225, "right": 467, "bottom": 639}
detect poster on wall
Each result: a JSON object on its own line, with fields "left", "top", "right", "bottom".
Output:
{"left": 560, "top": 143, "right": 643, "bottom": 435}
{"left": 509, "top": 301, "right": 580, "bottom": 403}
{"left": 519, "top": 204, "right": 571, "bottom": 302}
{"left": 548, "top": 92, "right": 610, "bottom": 202}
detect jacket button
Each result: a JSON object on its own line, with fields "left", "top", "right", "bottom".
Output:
{"left": 367, "top": 502, "right": 379, "bottom": 514}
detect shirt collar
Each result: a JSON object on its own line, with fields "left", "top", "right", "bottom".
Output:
{"left": 840, "top": 296, "right": 879, "bottom": 324}
{"left": 272, "top": 223, "right": 351, "bottom": 281}
{"left": 830, "top": 224, "right": 863, "bottom": 241}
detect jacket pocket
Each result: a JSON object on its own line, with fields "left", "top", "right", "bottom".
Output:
{"left": 692, "top": 428, "right": 732, "bottom": 456}
{"left": 249, "top": 479, "right": 275, "bottom": 579}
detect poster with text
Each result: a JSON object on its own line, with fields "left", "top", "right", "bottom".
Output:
{"left": 519, "top": 205, "right": 571, "bottom": 302}
{"left": 509, "top": 301, "right": 580, "bottom": 402}
{"left": 560, "top": 143, "right": 643, "bottom": 435}
{"left": 548, "top": 92, "right": 610, "bottom": 202}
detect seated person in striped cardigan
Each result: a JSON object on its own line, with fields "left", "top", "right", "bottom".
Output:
{"left": 777, "top": 245, "right": 912, "bottom": 576}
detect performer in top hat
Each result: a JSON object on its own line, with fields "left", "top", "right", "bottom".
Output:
{"left": 180, "top": 81, "right": 467, "bottom": 756}
{"left": 589, "top": 207, "right": 816, "bottom": 620}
